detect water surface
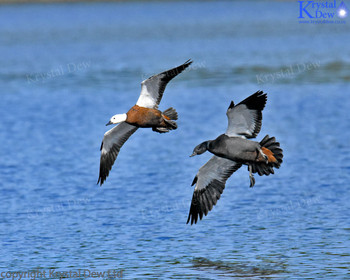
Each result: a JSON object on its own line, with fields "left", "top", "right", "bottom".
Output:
{"left": 0, "top": 1, "right": 349, "bottom": 279}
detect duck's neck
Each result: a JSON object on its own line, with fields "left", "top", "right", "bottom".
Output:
{"left": 205, "top": 140, "right": 213, "bottom": 152}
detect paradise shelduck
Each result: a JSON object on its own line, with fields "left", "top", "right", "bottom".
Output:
{"left": 187, "top": 91, "right": 283, "bottom": 224}
{"left": 98, "top": 59, "right": 192, "bottom": 186}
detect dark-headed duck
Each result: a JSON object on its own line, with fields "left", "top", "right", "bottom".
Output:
{"left": 98, "top": 60, "right": 192, "bottom": 185}
{"left": 187, "top": 91, "right": 283, "bottom": 224}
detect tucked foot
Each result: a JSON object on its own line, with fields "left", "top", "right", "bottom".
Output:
{"left": 249, "top": 173, "right": 255, "bottom": 188}
{"left": 152, "top": 127, "right": 169, "bottom": 133}
{"left": 163, "top": 118, "right": 178, "bottom": 130}
{"left": 249, "top": 165, "right": 255, "bottom": 188}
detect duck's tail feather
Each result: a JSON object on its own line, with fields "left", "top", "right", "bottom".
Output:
{"left": 251, "top": 135, "right": 283, "bottom": 176}
{"left": 162, "top": 107, "right": 178, "bottom": 120}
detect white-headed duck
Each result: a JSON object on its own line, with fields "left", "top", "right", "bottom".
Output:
{"left": 98, "top": 60, "right": 192, "bottom": 185}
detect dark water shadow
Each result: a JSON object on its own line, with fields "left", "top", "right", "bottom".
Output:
{"left": 191, "top": 257, "right": 288, "bottom": 279}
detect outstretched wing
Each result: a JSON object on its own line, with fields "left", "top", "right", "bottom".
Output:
{"left": 98, "top": 122, "right": 138, "bottom": 186}
{"left": 187, "top": 156, "right": 242, "bottom": 225}
{"left": 225, "top": 91, "right": 267, "bottom": 138}
{"left": 136, "top": 59, "right": 192, "bottom": 109}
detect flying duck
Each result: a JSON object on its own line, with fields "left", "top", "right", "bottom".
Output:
{"left": 98, "top": 59, "right": 192, "bottom": 186}
{"left": 187, "top": 91, "right": 283, "bottom": 224}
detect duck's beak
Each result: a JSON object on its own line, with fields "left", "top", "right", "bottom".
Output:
{"left": 189, "top": 152, "right": 197, "bottom": 157}
{"left": 106, "top": 121, "right": 113, "bottom": 126}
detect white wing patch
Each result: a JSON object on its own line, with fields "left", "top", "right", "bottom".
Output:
{"left": 136, "top": 79, "right": 160, "bottom": 109}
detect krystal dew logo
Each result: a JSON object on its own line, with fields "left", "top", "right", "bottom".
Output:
{"left": 298, "top": 0, "right": 349, "bottom": 23}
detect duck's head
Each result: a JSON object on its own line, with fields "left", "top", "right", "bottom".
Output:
{"left": 106, "top": 113, "right": 127, "bottom": 126}
{"left": 190, "top": 141, "right": 209, "bottom": 157}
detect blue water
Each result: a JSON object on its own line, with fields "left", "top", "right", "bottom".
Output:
{"left": 1, "top": 1, "right": 350, "bottom": 279}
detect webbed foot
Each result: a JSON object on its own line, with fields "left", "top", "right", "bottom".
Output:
{"left": 249, "top": 165, "right": 255, "bottom": 188}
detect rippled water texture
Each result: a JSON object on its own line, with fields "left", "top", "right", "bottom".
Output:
{"left": 0, "top": 1, "right": 349, "bottom": 279}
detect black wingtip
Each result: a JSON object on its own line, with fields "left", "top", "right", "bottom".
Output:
{"left": 237, "top": 90, "right": 267, "bottom": 111}
{"left": 181, "top": 59, "right": 193, "bottom": 71}
{"left": 228, "top": 101, "right": 235, "bottom": 109}
{"left": 97, "top": 177, "right": 104, "bottom": 186}
{"left": 186, "top": 215, "right": 191, "bottom": 225}
{"left": 184, "top": 59, "right": 193, "bottom": 65}
{"left": 255, "top": 90, "right": 267, "bottom": 104}
{"left": 161, "top": 59, "right": 193, "bottom": 83}
{"left": 191, "top": 176, "right": 198, "bottom": 186}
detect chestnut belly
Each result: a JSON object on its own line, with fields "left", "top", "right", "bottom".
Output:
{"left": 126, "top": 105, "right": 166, "bottom": 128}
